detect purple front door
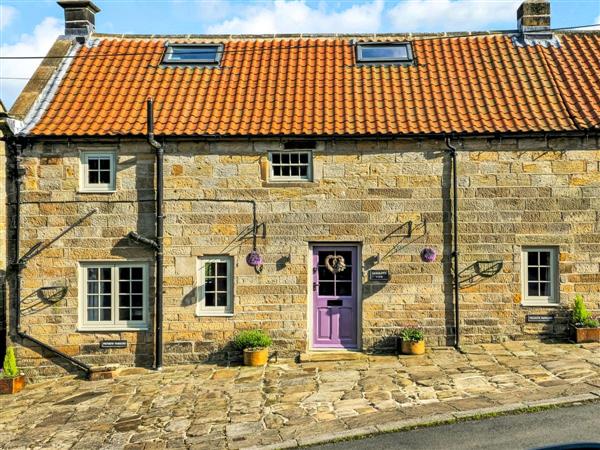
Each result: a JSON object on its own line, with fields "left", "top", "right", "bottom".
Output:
{"left": 312, "top": 246, "right": 358, "bottom": 349}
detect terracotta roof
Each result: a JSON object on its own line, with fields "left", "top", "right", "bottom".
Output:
{"left": 22, "top": 32, "right": 600, "bottom": 137}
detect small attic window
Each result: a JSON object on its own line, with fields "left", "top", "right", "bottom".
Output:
{"left": 163, "top": 43, "right": 223, "bottom": 65}
{"left": 356, "top": 42, "right": 413, "bottom": 64}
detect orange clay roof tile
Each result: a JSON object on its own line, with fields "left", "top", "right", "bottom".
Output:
{"left": 26, "top": 33, "right": 600, "bottom": 137}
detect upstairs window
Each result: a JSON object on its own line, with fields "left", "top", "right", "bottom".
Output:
{"left": 269, "top": 151, "right": 312, "bottom": 181}
{"left": 81, "top": 151, "right": 116, "bottom": 192}
{"left": 163, "top": 44, "right": 223, "bottom": 65}
{"left": 356, "top": 42, "right": 413, "bottom": 64}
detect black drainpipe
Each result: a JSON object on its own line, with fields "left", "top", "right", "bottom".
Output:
{"left": 445, "top": 137, "right": 461, "bottom": 350}
{"left": 9, "top": 138, "right": 91, "bottom": 375}
{"left": 147, "top": 98, "right": 164, "bottom": 370}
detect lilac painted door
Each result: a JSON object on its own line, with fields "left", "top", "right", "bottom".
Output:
{"left": 312, "top": 246, "right": 358, "bottom": 349}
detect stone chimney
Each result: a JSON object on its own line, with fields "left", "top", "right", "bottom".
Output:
{"left": 517, "top": 0, "right": 552, "bottom": 40}
{"left": 57, "top": 0, "right": 101, "bottom": 36}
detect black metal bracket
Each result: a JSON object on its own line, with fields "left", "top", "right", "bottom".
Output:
{"left": 9, "top": 262, "right": 25, "bottom": 273}
{"left": 18, "top": 209, "right": 98, "bottom": 267}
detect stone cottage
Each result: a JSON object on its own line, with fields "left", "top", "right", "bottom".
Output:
{"left": 2, "top": 0, "right": 600, "bottom": 378}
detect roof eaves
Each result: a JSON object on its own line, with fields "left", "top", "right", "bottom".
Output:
{"left": 27, "top": 127, "right": 598, "bottom": 141}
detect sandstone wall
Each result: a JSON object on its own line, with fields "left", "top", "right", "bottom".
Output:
{"left": 9, "top": 135, "right": 600, "bottom": 378}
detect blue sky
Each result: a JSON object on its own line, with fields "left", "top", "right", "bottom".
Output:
{"left": 1, "top": 0, "right": 599, "bottom": 107}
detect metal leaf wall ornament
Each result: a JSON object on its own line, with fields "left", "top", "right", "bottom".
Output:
{"left": 325, "top": 254, "right": 347, "bottom": 273}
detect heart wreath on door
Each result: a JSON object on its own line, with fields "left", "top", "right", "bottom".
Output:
{"left": 325, "top": 254, "right": 347, "bottom": 273}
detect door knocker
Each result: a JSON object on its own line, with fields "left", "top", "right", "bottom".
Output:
{"left": 325, "top": 254, "right": 347, "bottom": 274}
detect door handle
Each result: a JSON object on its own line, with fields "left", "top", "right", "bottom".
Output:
{"left": 313, "top": 282, "right": 319, "bottom": 290}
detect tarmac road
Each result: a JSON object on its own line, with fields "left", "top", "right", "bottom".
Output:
{"left": 312, "top": 402, "right": 600, "bottom": 450}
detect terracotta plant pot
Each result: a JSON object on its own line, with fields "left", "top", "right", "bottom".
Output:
{"left": 401, "top": 340, "right": 425, "bottom": 355}
{"left": 243, "top": 348, "right": 269, "bottom": 366}
{"left": 571, "top": 326, "right": 600, "bottom": 343}
{"left": 0, "top": 375, "right": 26, "bottom": 395}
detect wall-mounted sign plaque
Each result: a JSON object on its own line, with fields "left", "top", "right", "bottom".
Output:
{"left": 369, "top": 270, "right": 390, "bottom": 282}
{"left": 100, "top": 340, "right": 128, "bottom": 349}
{"left": 526, "top": 315, "right": 554, "bottom": 323}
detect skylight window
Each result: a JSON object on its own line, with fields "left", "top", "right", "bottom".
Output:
{"left": 356, "top": 42, "right": 413, "bottom": 64}
{"left": 163, "top": 43, "right": 223, "bottom": 65}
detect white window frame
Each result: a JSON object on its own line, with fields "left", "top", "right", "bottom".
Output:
{"left": 80, "top": 151, "right": 116, "bottom": 192}
{"left": 196, "top": 256, "right": 234, "bottom": 316}
{"left": 78, "top": 262, "right": 149, "bottom": 331}
{"left": 268, "top": 150, "right": 313, "bottom": 182}
{"left": 521, "top": 247, "right": 559, "bottom": 306}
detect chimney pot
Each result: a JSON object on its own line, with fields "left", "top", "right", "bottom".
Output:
{"left": 57, "top": 0, "right": 101, "bottom": 37}
{"left": 517, "top": 0, "right": 551, "bottom": 39}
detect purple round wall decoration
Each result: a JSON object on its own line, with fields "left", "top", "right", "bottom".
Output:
{"left": 246, "top": 250, "right": 264, "bottom": 267}
{"left": 420, "top": 247, "right": 437, "bottom": 263}
{"left": 247, "top": 250, "right": 264, "bottom": 273}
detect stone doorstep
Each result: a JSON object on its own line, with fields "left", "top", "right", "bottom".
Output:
{"left": 87, "top": 364, "right": 120, "bottom": 381}
{"left": 298, "top": 351, "right": 368, "bottom": 363}
{"left": 257, "top": 394, "right": 600, "bottom": 450}
{"left": 86, "top": 366, "right": 155, "bottom": 381}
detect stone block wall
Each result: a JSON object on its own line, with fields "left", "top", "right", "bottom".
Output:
{"left": 7, "top": 135, "right": 600, "bottom": 378}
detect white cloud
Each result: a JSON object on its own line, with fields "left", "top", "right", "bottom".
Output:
{"left": 207, "top": 0, "right": 384, "bottom": 34}
{"left": 203, "top": 0, "right": 524, "bottom": 35}
{"left": 196, "top": 0, "right": 234, "bottom": 22}
{"left": 388, "top": 0, "right": 521, "bottom": 32}
{"left": 0, "top": 17, "right": 62, "bottom": 108}
{"left": 0, "top": 5, "right": 17, "bottom": 30}
{"left": 171, "top": 0, "right": 233, "bottom": 23}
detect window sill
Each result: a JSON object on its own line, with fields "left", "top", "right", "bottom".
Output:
{"left": 77, "top": 326, "right": 149, "bottom": 332}
{"left": 520, "top": 302, "right": 560, "bottom": 308}
{"left": 77, "top": 190, "right": 117, "bottom": 194}
{"left": 262, "top": 181, "right": 318, "bottom": 188}
{"left": 195, "top": 312, "right": 234, "bottom": 318}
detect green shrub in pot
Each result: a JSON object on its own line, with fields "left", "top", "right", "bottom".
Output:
{"left": 232, "top": 330, "right": 273, "bottom": 351}
{"left": 232, "top": 330, "right": 273, "bottom": 366}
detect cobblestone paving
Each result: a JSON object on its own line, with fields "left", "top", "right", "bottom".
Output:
{"left": 1, "top": 342, "right": 599, "bottom": 449}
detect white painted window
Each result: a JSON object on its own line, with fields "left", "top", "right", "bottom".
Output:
{"left": 79, "top": 262, "right": 149, "bottom": 330}
{"left": 81, "top": 152, "right": 116, "bottom": 192}
{"left": 197, "top": 256, "right": 233, "bottom": 316}
{"left": 521, "top": 247, "right": 559, "bottom": 306}
{"left": 269, "top": 151, "right": 312, "bottom": 181}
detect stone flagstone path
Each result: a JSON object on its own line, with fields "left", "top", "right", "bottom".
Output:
{"left": 1, "top": 341, "right": 599, "bottom": 449}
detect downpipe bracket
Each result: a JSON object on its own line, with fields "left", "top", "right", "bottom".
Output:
{"left": 127, "top": 231, "right": 159, "bottom": 251}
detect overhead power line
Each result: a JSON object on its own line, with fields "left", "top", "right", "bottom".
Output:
{"left": 0, "top": 24, "right": 597, "bottom": 60}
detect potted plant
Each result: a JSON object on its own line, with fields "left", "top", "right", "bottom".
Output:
{"left": 570, "top": 295, "right": 600, "bottom": 343}
{"left": 232, "top": 330, "right": 273, "bottom": 366}
{"left": 398, "top": 328, "right": 426, "bottom": 355}
{"left": 0, "top": 347, "right": 26, "bottom": 395}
